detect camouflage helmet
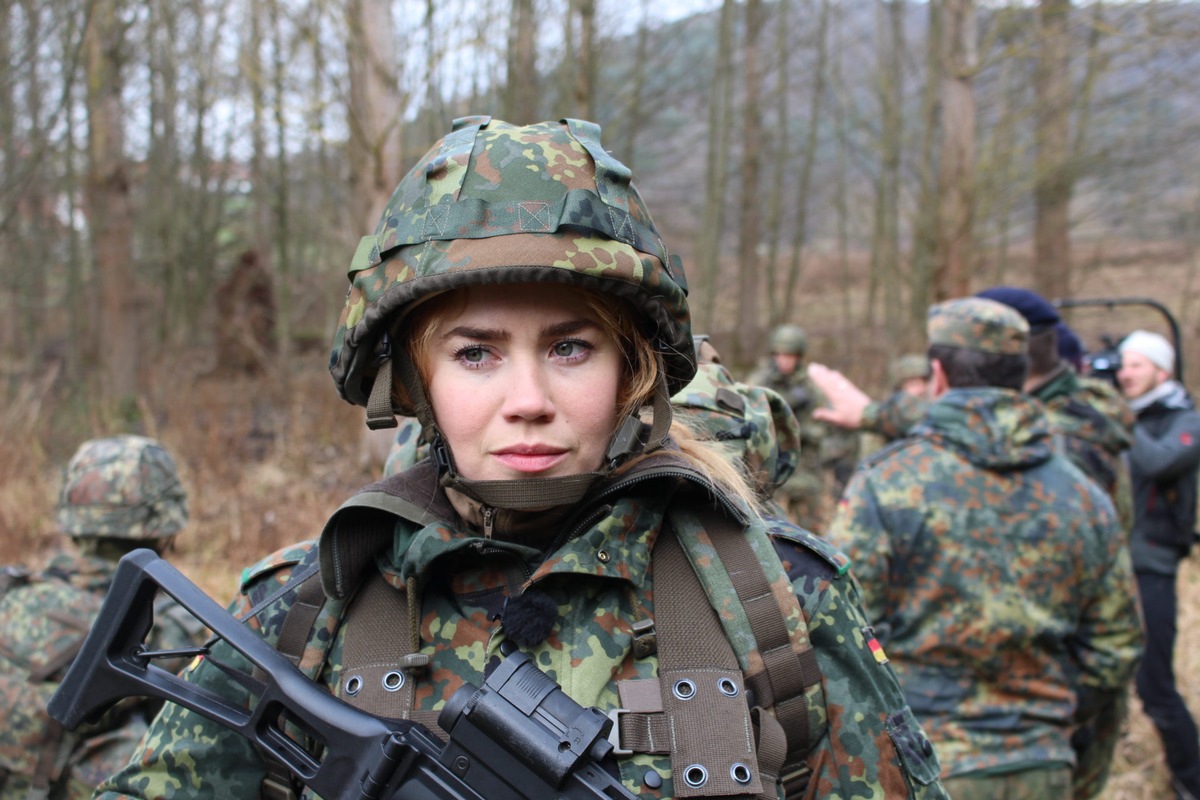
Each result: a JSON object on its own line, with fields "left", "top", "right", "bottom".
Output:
{"left": 329, "top": 116, "right": 694, "bottom": 422}
{"left": 769, "top": 324, "right": 807, "bottom": 356}
{"left": 673, "top": 360, "right": 801, "bottom": 497}
{"left": 56, "top": 435, "right": 188, "bottom": 540}
{"left": 889, "top": 353, "right": 931, "bottom": 387}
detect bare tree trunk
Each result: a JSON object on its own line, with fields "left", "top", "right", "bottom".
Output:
{"left": 763, "top": 0, "right": 790, "bottom": 324}
{"left": 424, "top": 0, "right": 444, "bottom": 136}
{"left": 871, "top": 0, "right": 904, "bottom": 337}
{"left": 695, "top": 0, "right": 737, "bottom": 333}
{"left": 1033, "top": 0, "right": 1072, "bottom": 300}
{"left": 618, "top": 0, "right": 651, "bottom": 171}
{"left": 576, "top": 0, "right": 596, "bottom": 121}
{"left": 346, "top": 0, "right": 404, "bottom": 227}
{"left": 17, "top": 0, "right": 47, "bottom": 362}
{"left": 559, "top": 0, "right": 577, "bottom": 116}
{"left": 269, "top": 0, "right": 292, "bottom": 373}
{"left": 933, "top": 0, "right": 976, "bottom": 302}
{"left": 784, "top": 0, "right": 830, "bottom": 327}
{"left": 85, "top": 0, "right": 140, "bottom": 403}
{"left": 909, "top": 0, "right": 941, "bottom": 335}
{"left": 505, "top": 0, "right": 538, "bottom": 123}
{"left": 832, "top": 6, "right": 853, "bottom": 360}
{"left": 0, "top": 0, "right": 15, "bottom": 359}
{"left": 734, "top": 0, "right": 765, "bottom": 364}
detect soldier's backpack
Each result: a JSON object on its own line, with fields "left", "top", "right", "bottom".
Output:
{"left": 0, "top": 566, "right": 104, "bottom": 796}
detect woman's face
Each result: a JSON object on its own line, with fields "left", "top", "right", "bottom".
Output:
{"left": 424, "top": 283, "right": 623, "bottom": 482}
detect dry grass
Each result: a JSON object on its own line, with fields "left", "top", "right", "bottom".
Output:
{"left": 4, "top": 239, "right": 1200, "bottom": 794}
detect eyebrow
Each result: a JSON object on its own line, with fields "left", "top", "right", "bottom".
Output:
{"left": 442, "top": 318, "right": 599, "bottom": 341}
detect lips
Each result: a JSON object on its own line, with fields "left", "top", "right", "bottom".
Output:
{"left": 491, "top": 445, "right": 569, "bottom": 474}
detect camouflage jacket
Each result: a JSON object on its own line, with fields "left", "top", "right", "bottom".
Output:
{"left": 861, "top": 393, "right": 929, "bottom": 444}
{"left": 1031, "top": 365, "right": 1135, "bottom": 532}
{"left": 98, "top": 455, "right": 947, "bottom": 800}
{"left": 827, "top": 388, "right": 1143, "bottom": 779}
{"left": 0, "top": 551, "right": 202, "bottom": 800}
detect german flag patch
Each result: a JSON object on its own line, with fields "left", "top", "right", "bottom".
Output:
{"left": 862, "top": 626, "right": 889, "bottom": 665}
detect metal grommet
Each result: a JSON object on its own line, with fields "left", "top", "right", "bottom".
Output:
{"left": 344, "top": 675, "right": 363, "bottom": 696}
{"left": 730, "top": 763, "right": 753, "bottom": 785}
{"left": 597, "top": 549, "right": 611, "bottom": 563}
{"left": 683, "top": 764, "right": 708, "bottom": 788}
{"left": 672, "top": 678, "right": 696, "bottom": 700}
{"left": 382, "top": 670, "right": 405, "bottom": 692}
{"left": 717, "top": 677, "right": 740, "bottom": 697}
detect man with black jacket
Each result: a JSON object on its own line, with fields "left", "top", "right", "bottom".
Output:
{"left": 1118, "top": 329, "right": 1200, "bottom": 799}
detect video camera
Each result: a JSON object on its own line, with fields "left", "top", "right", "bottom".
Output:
{"left": 1083, "top": 335, "right": 1123, "bottom": 387}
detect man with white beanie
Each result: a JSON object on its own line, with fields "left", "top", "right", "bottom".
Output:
{"left": 1118, "top": 329, "right": 1200, "bottom": 799}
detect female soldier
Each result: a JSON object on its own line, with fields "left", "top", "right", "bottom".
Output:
{"left": 97, "top": 118, "right": 945, "bottom": 800}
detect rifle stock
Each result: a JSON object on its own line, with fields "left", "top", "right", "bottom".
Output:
{"left": 48, "top": 549, "right": 635, "bottom": 800}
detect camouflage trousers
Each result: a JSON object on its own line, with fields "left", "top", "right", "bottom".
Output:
{"left": 941, "top": 766, "right": 1072, "bottom": 800}
{"left": 1071, "top": 688, "right": 1129, "bottom": 800}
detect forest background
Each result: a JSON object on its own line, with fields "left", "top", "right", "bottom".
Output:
{"left": 2, "top": 0, "right": 1198, "bottom": 796}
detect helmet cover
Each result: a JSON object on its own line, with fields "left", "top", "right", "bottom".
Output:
{"left": 770, "top": 324, "right": 807, "bottom": 356}
{"left": 56, "top": 435, "right": 188, "bottom": 540}
{"left": 329, "top": 117, "right": 695, "bottom": 416}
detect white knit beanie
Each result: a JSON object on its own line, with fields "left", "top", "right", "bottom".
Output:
{"left": 1119, "top": 330, "right": 1175, "bottom": 375}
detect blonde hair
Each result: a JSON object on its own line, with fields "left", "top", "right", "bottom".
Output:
{"left": 393, "top": 283, "right": 761, "bottom": 515}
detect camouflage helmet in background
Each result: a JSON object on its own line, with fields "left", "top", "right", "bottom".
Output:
{"left": 769, "top": 324, "right": 807, "bottom": 356}
{"left": 329, "top": 116, "right": 694, "bottom": 424}
{"left": 889, "top": 354, "right": 931, "bottom": 387}
{"left": 56, "top": 435, "right": 188, "bottom": 540}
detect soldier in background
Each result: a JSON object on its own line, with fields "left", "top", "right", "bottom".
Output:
{"left": 0, "top": 436, "right": 204, "bottom": 800}
{"left": 672, "top": 336, "right": 801, "bottom": 511}
{"left": 827, "top": 298, "right": 1143, "bottom": 798}
{"left": 746, "top": 324, "right": 854, "bottom": 530}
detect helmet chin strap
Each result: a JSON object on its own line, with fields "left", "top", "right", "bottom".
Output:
{"left": 384, "top": 349, "right": 674, "bottom": 512}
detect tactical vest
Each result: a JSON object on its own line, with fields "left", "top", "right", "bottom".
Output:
{"left": 250, "top": 461, "right": 831, "bottom": 800}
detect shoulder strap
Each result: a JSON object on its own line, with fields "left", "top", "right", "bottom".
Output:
{"left": 652, "top": 527, "right": 763, "bottom": 798}
{"left": 330, "top": 571, "right": 435, "bottom": 733}
{"left": 671, "top": 504, "right": 822, "bottom": 798}
{"left": 704, "top": 512, "right": 820, "bottom": 797}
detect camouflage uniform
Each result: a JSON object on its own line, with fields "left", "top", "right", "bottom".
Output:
{"left": 828, "top": 299, "right": 1143, "bottom": 790}
{"left": 671, "top": 340, "right": 801, "bottom": 508}
{"left": 976, "top": 290, "right": 1137, "bottom": 799}
{"left": 860, "top": 392, "right": 929, "bottom": 444}
{"left": 98, "top": 119, "right": 946, "bottom": 800}
{"left": 98, "top": 454, "right": 946, "bottom": 800}
{"left": 381, "top": 416, "right": 425, "bottom": 477}
{"left": 1031, "top": 366, "right": 1135, "bottom": 535}
{"left": 747, "top": 348, "right": 837, "bottom": 531}
{"left": 0, "top": 436, "right": 200, "bottom": 800}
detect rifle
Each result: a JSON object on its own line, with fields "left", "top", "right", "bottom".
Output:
{"left": 47, "top": 549, "right": 636, "bottom": 800}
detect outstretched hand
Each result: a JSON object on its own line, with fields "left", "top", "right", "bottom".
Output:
{"left": 807, "top": 363, "right": 871, "bottom": 430}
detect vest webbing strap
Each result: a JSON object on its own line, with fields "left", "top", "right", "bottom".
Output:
{"left": 652, "top": 527, "right": 762, "bottom": 798}
{"left": 703, "top": 511, "right": 820, "bottom": 793}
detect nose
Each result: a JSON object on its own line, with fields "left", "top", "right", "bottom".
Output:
{"left": 500, "top": 360, "right": 556, "bottom": 422}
